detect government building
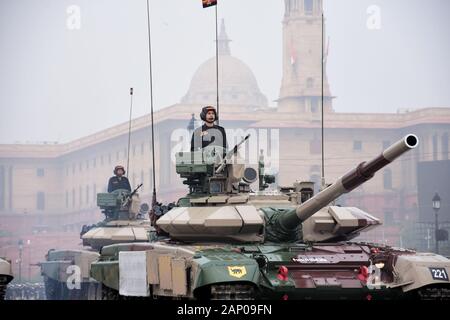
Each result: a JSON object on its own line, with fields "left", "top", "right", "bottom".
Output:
{"left": 1, "top": 0, "right": 450, "bottom": 280}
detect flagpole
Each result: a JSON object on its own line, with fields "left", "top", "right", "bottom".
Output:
{"left": 215, "top": 3, "right": 220, "bottom": 125}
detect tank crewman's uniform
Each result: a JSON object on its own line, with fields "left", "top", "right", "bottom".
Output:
{"left": 190, "top": 106, "right": 227, "bottom": 152}
{"left": 108, "top": 165, "right": 132, "bottom": 192}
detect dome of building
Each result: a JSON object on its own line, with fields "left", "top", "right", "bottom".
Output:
{"left": 181, "top": 20, "right": 268, "bottom": 108}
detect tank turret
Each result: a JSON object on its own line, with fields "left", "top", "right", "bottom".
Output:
{"left": 95, "top": 184, "right": 143, "bottom": 220}
{"left": 80, "top": 184, "right": 150, "bottom": 249}
{"left": 157, "top": 134, "right": 419, "bottom": 244}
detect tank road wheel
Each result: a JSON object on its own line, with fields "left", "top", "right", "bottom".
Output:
{"left": 0, "top": 284, "right": 6, "bottom": 300}
{"left": 44, "top": 277, "right": 63, "bottom": 300}
{"left": 210, "top": 283, "right": 256, "bottom": 300}
{"left": 87, "top": 281, "right": 103, "bottom": 300}
{"left": 101, "top": 285, "right": 121, "bottom": 300}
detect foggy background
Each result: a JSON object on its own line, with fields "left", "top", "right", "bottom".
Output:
{"left": 0, "top": 0, "right": 449, "bottom": 144}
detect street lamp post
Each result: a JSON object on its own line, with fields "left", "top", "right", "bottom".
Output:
{"left": 187, "top": 113, "right": 196, "bottom": 135}
{"left": 18, "top": 239, "right": 23, "bottom": 283}
{"left": 432, "top": 192, "right": 441, "bottom": 254}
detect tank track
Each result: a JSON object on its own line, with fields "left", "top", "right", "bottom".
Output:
{"left": 416, "top": 286, "right": 450, "bottom": 300}
{"left": 0, "top": 284, "right": 6, "bottom": 300}
{"left": 210, "top": 284, "right": 255, "bottom": 300}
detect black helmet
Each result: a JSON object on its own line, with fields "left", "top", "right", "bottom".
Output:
{"left": 200, "top": 106, "right": 218, "bottom": 121}
{"left": 114, "top": 165, "right": 126, "bottom": 175}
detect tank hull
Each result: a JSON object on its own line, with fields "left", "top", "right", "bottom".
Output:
{"left": 89, "top": 241, "right": 450, "bottom": 300}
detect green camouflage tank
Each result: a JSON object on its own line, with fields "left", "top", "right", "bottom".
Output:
{"left": 90, "top": 134, "right": 450, "bottom": 300}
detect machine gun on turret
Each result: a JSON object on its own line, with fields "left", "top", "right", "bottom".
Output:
{"left": 121, "top": 183, "right": 143, "bottom": 208}
{"left": 215, "top": 134, "right": 250, "bottom": 174}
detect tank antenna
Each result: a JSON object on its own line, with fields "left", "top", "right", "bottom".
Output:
{"left": 215, "top": 3, "right": 220, "bottom": 125}
{"left": 146, "top": 0, "right": 157, "bottom": 205}
{"left": 126, "top": 87, "right": 134, "bottom": 176}
{"left": 320, "top": 10, "right": 325, "bottom": 190}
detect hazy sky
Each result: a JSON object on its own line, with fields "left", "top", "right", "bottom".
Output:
{"left": 0, "top": 0, "right": 449, "bottom": 144}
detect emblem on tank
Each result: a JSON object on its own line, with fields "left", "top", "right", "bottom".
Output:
{"left": 228, "top": 266, "right": 247, "bottom": 278}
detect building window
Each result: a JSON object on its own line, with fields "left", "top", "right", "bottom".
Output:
{"left": 86, "top": 185, "right": 90, "bottom": 205}
{"left": 93, "top": 158, "right": 96, "bottom": 168}
{"left": 116, "top": 151, "right": 120, "bottom": 161}
{"left": 141, "top": 143, "right": 145, "bottom": 155}
{"left": 310, "top": 173, "right": 320, "bottom": 195}
{"left": 141, "top": 170, "right": 145, "bottom": 191}
{"left": 0, "top": 166, "right": 5, "bottom": 210}
{"left": 72, "top": 164, "right": 75, "bottom": 174}
{"left": 66, "top": 167, "right": 69, "bottom": 176}
{"left": 37, "top": 192, "right": 45, "bottom": 210}
{"left": 86, "top": 160, "right": 89, "bottom": 170}
{"left": 93, "top": 184, "right": 97, "bottom": 205}
{"left": 72, "top": 189, "right": 75, "bottom": 208}
{"left": 100, "top": 155, "right": 104, "bottom": 166}
{"left": 306, "top": 77, "right": 314, "bottom": 88}
{"left": 132, "top": 173, "right": 136, "bottom": 188}
{"left": 383, "top": 169, "right": 392, "bottom": 189}
{"left": 310, "top": 139, "right": 321, "bottom": 154}
{"left": 310, "top": 97, "right": 319, "bottom": 113}
{"left": 79, "top": 186, "right": 82, "bottom": 207}
{"left": 79, "top": 162, "right": 82, "bottom": 172}
{"left": 291, "top": 0, "right": 299, "bottom": 11}
{"left": 133, "top": 145, "right": 136, "bottom": 157}
{"left": 65, "top": 191, "right": 69, "bottom": 208}
{"left": 37, "top": 168, "right": 45, "bottom": 177}
{"left": 442, "top": 133, "right": 449, "bottom": 160}
{"left": 432, "top": 134, "right": 438, "bottom": 160}
{"left": 123, "top": 148, "right": 127, "bottom": 159}
{"left": 382, "top": 140, "right": 391, "bottom": 149}
{"left": 384, "top": 211, "right": 394, "bottom": 226}
{"left": 304, "top": 0, "right": 313, "bottom": 15}
{"left": 353, "top": 141, "right": 362, "bottom": 151}
{"left": 108, "top": 154, "right": 111, "bottom": 165}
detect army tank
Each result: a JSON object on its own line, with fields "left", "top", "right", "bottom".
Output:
{"left": 89, "top": 134, "right": 450, "bottom": 299}
{"left": 0, "top": 258, "right": 13, "bottom": 300}
{"left": 39, "top": 184, "right": 152, "bottom": 300}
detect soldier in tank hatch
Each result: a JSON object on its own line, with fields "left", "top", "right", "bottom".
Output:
{"left": 190, "top": 106, "right": 227, "bottom": 153}
{"left": 108, "top": 165, "right": 131, "bottom": 192}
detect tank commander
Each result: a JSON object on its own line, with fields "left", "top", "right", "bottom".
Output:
{"left": 108, "top": 165, "right": 131, "bottom": 193}
{"left": 190, "top": 106, "right": 227, "bottom": 153}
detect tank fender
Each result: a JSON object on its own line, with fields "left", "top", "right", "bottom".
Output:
{"left": 389, "top": 253, "right": 450, "bottom": 292}
{"left": 191, "top": 255, "right": 260, "bottom": 291}
{"left": 41, "top": 250, "right": 99, "bottom": 281}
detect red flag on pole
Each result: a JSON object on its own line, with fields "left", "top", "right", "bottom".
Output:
{"left": 202, "top": 0, "right": 217, "bottom": 8}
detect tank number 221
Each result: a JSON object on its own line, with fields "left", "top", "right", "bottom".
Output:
{"left": 429, "top": 268, "right": 449, "bottom": 281}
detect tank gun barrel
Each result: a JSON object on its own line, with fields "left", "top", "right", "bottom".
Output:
{"left": 279, "top": 134, "right": 419, "bottom": 229}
